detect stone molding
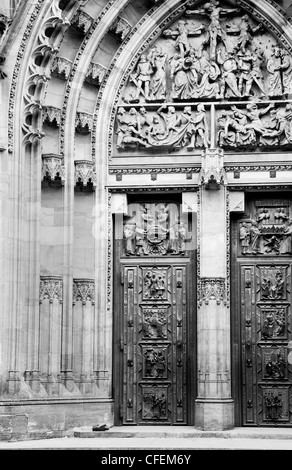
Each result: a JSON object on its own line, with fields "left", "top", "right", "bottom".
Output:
{"left": 109, "top": 166, "right": 201, "bottom": 175}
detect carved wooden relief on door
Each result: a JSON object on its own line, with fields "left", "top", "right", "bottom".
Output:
{"left": 115, "top": 200, "right": 194, "bottom": 425}
{"left": 234, "top": 197, "right": 292, "bottom": 426}
{"left": 121, "top": 262, "right": 188, "bottom": 425}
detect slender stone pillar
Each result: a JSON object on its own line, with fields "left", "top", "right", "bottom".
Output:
{"left": 195, "top": 150, "right": 234, "bottom": 430}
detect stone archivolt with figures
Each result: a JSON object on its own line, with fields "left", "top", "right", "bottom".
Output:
{"left": 115, "top": 1, "right": 292, "bottom": 154}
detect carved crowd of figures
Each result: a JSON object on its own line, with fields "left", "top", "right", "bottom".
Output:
{"left": 218, "top": 102, "right": 292, "bottom": 148}
{"left": 124, "top": 4, "right": 292, "bottom": 106}
{"left": 116, "top": 104, "right": 210, "bottom": 150}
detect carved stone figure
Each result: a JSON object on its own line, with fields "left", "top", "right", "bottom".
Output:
{"left": 189, "top": 0, "right": 239, "bottom": 60}
{"left": 281, "top": 48, "right": 292, "bottom": 95}
{"left": 170, "top": 52, "right": 199, "bottom": 100}
{"left": 164, "top": 19, "right": 204, "bottom": 58}
{"left": 235, "top": 14, "right": 262, "bottom": 54}
{"left": 217, "top": 49, "right": 241, "bottom": 98}
{"left": 116, "top": 107, "right": 149, "bottom": 149}
{"left": 281, "top": 103, "right": 292, "bottom": 145}
{"left": 196, "top": 50, "right": 221, "bottom": 99}
{"left": 148, "top": 46, "right": 167, "bottom": 101}
{"left": 130, "top": 53, "right": 153, "bottom": 102}
{"left": 237, "top": 48, "right": 266, "bottom": 97}
{"left": 267, "top": 46, "right": 284, "bottom": 97}
{"left": 217, "top": 108, "right": 256, "bottom": 147}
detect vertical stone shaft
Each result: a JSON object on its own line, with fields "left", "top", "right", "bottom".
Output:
{"left": 195, "top": 185, "right": 234, "bottom": 430}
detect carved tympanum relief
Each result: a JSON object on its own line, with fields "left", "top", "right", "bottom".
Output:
{"left": 114, "top": 1, "right": 292, "bottom": 154}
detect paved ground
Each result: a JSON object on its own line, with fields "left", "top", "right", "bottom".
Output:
{"left": 0, "top": 426, "right": 292, "bottom": 450}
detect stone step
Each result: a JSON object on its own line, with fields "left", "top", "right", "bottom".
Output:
{"left": 73, "top": 425, "right": 292, "bottom": 440}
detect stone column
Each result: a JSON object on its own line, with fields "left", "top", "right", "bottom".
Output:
{"left": 195, "top": 149, "right": 234, "bottom": 430}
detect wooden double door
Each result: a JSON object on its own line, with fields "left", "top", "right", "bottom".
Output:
{"left": 232, "top": 194, "right": 292, "bottom": 426}
{"left": 113, "top": 198, "right": 196, "bottom": 425}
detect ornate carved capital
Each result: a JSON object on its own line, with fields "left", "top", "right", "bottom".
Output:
{"left": 75, "top": 112, "right": 93, "bottom": 133}
{"left": 200, "top": 149, "right": 225, "bottom": 190}
{"left": 71, "top": 10, "right": 93, "bottom": 34}
{"left": 110, "top": 17, "right": 132, "bottom": 41}
{"left": 198, "top": 277, "right": 227, "bottom": 306}
{"left": 51, "top": 56, "right": 72, "bottom": 80}
{"left": 42, "top": 154, "right": 65, "bottom": 184}
{"left": 42, "top": 106, "right": 61, "bottom": 127}
{"left": 74, "top": 160, "right": 97, "bottom": 188}
{"left": 73, "top": 279, "right": 95, "bottom": 305}
{"left": 85, "top": 62, "right": 107, "bottom": 86}
{"left": 40, "top": 276, "right": 63, "bottom": 303}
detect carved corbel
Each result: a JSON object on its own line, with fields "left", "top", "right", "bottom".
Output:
{"left": 42, "top": 154, "right": 65, "bottom": 184}
{"left": 85, "top": 62, "right": 106, "bottom": 86}
{"left": 198, "top": 277, "right": 227, "bottom": 307}
{"left": 75, "top": 112, "right": 93, "bottom": 133}
{"left": 73, "top": 279, "right": 95, "bottom": 305}
{"left": 110, "top": 17, "right": 132, "bottom": 41}
{"left": 71, "top": 10, "right": 94, "bottom": 34}
{"left": 200, "top": 149, "right": 225, "bottom": 190}
{"left": 42, "top": 105, "right": 61, "bottom": 127}
{"left": 51, "top": 56, "right": 72, "bottom": 79}
{"left": 74, "top": 160, "right": 97, "bottom": 188}
{"left": 40, "top": 276, "right": 63, "bottom": 304}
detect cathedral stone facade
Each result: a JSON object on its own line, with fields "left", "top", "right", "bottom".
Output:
{"left": 1, "top": 0, "right": 292, "bottom": 440}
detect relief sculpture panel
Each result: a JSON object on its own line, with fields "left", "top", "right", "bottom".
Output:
{"left": 124, "top": 202, "right": 188, "bottom": 257}
{"left": 114, "top": 1, "right": 292, "bottom": 156}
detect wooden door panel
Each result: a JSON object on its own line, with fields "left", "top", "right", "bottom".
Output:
{"left": 234, "top": 195, "right": 292, "bottom": 426}
{"left": 122, "top": 263, "right": 188, "bottom": 425}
